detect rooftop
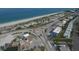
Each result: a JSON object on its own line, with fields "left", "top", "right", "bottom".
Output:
{"left": 23, "top": 33, "right": 30, "bottom": 38}
{"left": 53, "top": 27, "right": 62, "bottom": 34}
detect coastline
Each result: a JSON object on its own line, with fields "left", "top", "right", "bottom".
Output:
{"left": 0, "top": 11, "right": 63, "bottom": 27}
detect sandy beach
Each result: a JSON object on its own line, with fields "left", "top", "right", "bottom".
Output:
{"left": 0, "top": 12, "right": 63, "bottom": 27}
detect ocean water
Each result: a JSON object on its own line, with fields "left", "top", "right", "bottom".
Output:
{"left": 0, "top": 8, "right": 72, "bottom": 24}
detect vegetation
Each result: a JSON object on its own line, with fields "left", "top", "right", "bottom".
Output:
{"left": 0, "top": 31, "right": 2, "bottom": 34}
{"left": 53, "top": 30, "right": 72, "bottom": 50}
{"left": 4, "top": 46, "right": 18, "bottom": 51}
{"left": 53, "top": 31, "right": 64, "bottom": 45}
{"left": 26, "top": 46, "right": 45, "bottom": 51}
{"left": 15, "top": 26, "right": 22, "bottom": 30}
{"left": 38, "top": 46, "right": 45, "bottom": 51}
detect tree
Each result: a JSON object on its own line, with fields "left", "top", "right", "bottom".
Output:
{"left": 39, "top": 46, "right": 45, "bottom": 51}
{"left": 0, "top": 31, "right": 2, "bottom": 34}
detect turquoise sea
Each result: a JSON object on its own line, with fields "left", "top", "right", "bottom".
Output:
{"left": 0, "top": 8, "right": 73, "bottom": 24}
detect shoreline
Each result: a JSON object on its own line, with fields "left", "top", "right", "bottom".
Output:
{"left": 0, "top": 11, "right": 63, "bottom": 27}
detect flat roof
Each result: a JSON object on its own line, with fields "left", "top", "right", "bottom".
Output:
{"left": 53, "top": 27, "right": 62, "bottom": 33}
{"left": 23, "top": 33, "right": 29, "bottom": 38}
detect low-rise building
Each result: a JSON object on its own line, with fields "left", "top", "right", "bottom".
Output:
{"left": 50, "top": 26, "right": 62, "bottom": 37}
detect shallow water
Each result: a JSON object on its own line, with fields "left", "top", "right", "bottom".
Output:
{"left": 0, "top": 8, "right": 72, "bottom": 24}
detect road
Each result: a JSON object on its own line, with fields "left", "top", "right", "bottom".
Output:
{"left": 72, "top": 17, "right": 79, "bottom": 51}
{"left": 0, "top": 17, "right": 62, "bottom": 51}
{"left": 32, "top": 19, "right": 61, "bottom": 51}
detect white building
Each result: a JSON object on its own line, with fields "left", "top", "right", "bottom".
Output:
{"left": 62, "top": 20, "right": 67, "bottom": 26}
{"left": 64, "top": 18, "right": 77, "bottom": 38}
{"left": 23, "top": 33, "right": 30, "bottom": 38}
{"left": 59, "top": 45, "right": 70, "bottom": 51}
{"left": 53, "top": 26, "right": 62, "bottom": 34}
{"left": 64, "top": 19, "right": 70, "bottom": 21}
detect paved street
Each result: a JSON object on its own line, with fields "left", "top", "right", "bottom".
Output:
{"left": 72, "top": 17, "right": 79, "bottom": 51}
{"left": 0, "top": 13, "right": 71, "bottom": 51}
